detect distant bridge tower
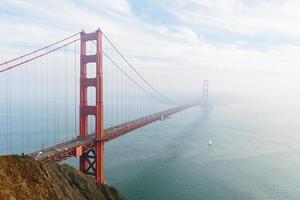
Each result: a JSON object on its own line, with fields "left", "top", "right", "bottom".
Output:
{"left": 202, "top": 80, "right": 209, "bottom": 112}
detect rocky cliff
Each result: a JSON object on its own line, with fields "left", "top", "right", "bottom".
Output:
{"left": 0, "top": 155, "right": 126, "bottom": 200}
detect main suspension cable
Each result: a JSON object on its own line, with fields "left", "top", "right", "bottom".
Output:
{"left": 102, "top": 32, "right": 176, "bottom": 105}
{"left": 0, "top": 32, "right": 80, "bottom": 67}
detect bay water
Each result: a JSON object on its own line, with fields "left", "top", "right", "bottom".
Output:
{"left": 103, "top": 99, "right": 300, "bottom": 200}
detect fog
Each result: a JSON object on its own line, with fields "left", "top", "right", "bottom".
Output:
{"left": 1, "top": 0, "right": 300, "bottom": 102}
{"left": 3, "top": 2, "right": 300, "bottom": 199}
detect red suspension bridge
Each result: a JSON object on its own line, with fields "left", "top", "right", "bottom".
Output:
{"left": 0, "top": 29, "right": 201, "bottom": 184}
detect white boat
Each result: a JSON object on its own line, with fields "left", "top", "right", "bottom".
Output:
{"left": 208, "top": 140, "right": 212, "bottom": 146}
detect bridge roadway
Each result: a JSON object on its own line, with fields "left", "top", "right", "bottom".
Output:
{"left": 29, "top": 103, "right": 198, "bottom": 163}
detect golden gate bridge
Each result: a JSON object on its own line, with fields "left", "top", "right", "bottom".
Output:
{"left": 0, "top": 29, "right": 202, "bottom": 184}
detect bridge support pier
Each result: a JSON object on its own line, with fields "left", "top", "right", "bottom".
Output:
{"left": 79, "top": 29, "right": 105, "bottom": 184}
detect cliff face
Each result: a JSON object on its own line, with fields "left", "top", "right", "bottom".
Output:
{"left": 0, "top": 155, "right": 126, "bottom": 200}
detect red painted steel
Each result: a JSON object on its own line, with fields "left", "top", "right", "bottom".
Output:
{"left": 76, "top": 146, "right": 83, "bottom": 157}
{"left": 79, "top": 29, "right": 105, "bottom": 184}
{"left": 1, "top": 28, "right": 200, "bottom": 185}
{"left": 21, "top": 29, "right": 199, "bottom": 185}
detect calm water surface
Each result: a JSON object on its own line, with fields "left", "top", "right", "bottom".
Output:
{"left": 103, "top": 100, "right": 300, "bottom": 200}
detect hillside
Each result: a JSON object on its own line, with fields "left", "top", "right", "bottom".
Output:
{"left": 0, "top": 155, "right": 126, "bottom": 200}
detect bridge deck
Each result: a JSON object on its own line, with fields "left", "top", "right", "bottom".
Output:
{"left": 29, "top": 104, "right": 197, "bottom": 162}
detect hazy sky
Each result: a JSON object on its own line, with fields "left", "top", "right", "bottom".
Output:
{"left": 1, "top": 0, "right": 300, "bottom": 99}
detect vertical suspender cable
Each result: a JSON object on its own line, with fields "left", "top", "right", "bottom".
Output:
{"left": 121, "top": 69, "right": 123, "bottom": 123}
{"left": 41, "top": 56, "right": 44, "bottom": 149}
{"left": 74, "top": 41, "right": 77, "bottom": 138}
{"left": 9, "top": 69, "right": 11, "bottom": 153}
{"left": 21, "top": 61, "right": 24, "bottom": 153}
{"left": 46, "top": 54, "right": 49, "bottom": 147}
{"left": 116, "top": 65, "right": 119, "bottom": 125}
{"left": 65, "top": 46, "right": 68, "bottom": 141}
{"left": 54, "top": 51, "right": 61, "bottom": 143}
{"left": 34, "top": 59, "right": 37, "bottom": 149}
{"left": 6, "top": 70, "right": 8, "bottom": 153}
{"left": 111, "top": 59, "right": 114, "bottom": 127}
{"left": 53, "top": 51, "right": 56, "bottom": 144}
{"left": 26, "top": 62, "right": 29, "bottom": 153}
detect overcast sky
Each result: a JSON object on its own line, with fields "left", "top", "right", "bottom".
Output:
{"left": 1, "top": 0, "right": 300, "bottom": 99}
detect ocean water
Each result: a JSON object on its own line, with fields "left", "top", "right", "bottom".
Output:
{"left": 102, "top": 99, "right": 300, "bottom": 200}
{"left": 2, "top": 96, "right": 300, "bottom": 199}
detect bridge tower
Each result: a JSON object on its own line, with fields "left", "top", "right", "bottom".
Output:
{"left": 202, "top": 80, "right": 209, "bottom": 111}
{"left": 79, "top": 29, "right": 105, "bottom": 183}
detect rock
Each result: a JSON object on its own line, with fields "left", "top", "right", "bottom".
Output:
{"left": 0, "top": 155, "right": 126, "bottom": 200}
